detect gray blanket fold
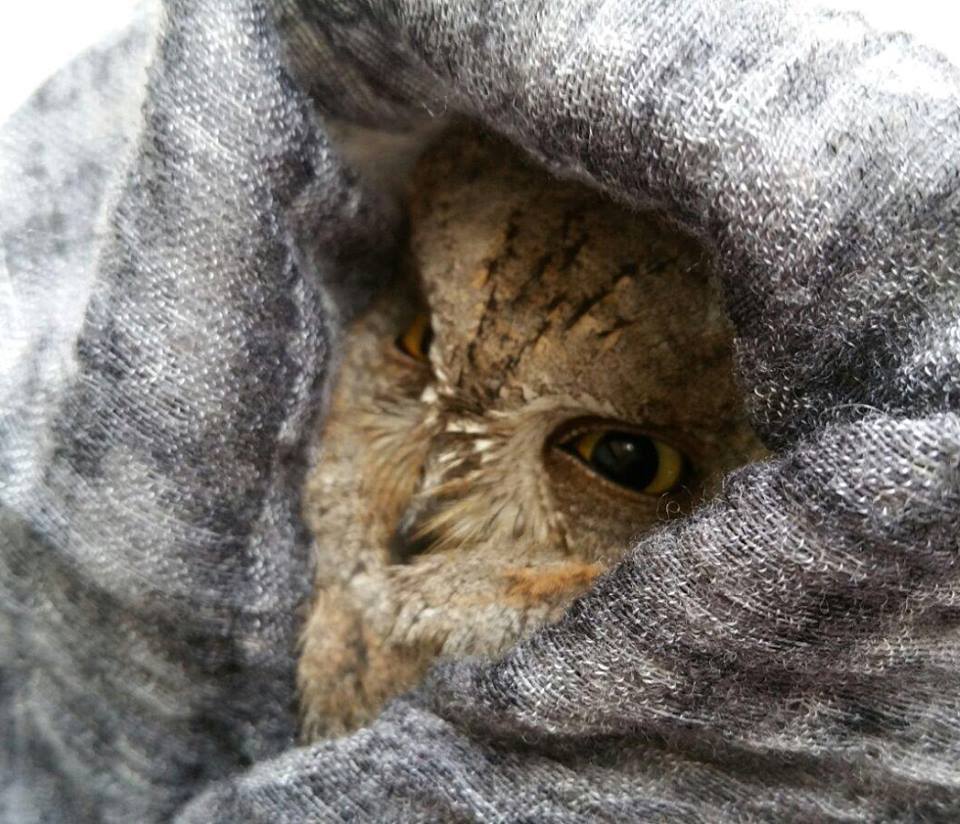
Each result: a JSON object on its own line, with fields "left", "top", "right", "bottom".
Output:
{"left": 1, "top": 0, "right": 958, "bottom": 821}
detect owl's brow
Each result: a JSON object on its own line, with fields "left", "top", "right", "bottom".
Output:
{"left": 460, "top": 270, "right": 645, "bottom": 402}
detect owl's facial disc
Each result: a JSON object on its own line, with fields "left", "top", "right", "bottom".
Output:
{"left": 297, "top": 126, "right": 767, "bottom": 740}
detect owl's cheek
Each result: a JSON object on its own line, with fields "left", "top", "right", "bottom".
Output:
{"left": 298, "top": 582, "right": 444, "bottom": 742}
{"left": 500, "top": 562, "right": 604, "bottom": 608}
{"left": 297, "top": 560, "right": 602, "bottom": 744}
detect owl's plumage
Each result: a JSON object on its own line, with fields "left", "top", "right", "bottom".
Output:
{"left": 298, "top": 127, "right": 765, "bottom": 740}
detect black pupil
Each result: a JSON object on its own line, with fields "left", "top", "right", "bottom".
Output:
{"left": 420, "top": 326, "right": 434, "bottom": 356}
{"left": 589, "top": 432, "right": 659, "bottom": 491}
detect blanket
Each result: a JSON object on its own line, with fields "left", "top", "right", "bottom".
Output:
{"left": 1, "top": 0, "right": 959, "bottom": 820}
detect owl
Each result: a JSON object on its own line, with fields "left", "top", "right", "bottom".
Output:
{"left": 298, "top": 126, "right": 766, "bottom": 741}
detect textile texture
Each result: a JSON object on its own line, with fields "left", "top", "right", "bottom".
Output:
{"left": 1, "top": 0, "right": 959, "bottom": 820}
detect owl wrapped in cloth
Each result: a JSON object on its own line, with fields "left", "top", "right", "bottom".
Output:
{"left": 298, "top": 124, "right": 766, "bottom": 738}
{"left": 1, "top": 0, "right": 959, "bottom": 821}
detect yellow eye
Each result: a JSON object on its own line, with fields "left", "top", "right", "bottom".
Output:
{"left": 395, "top": 313, "right": 433, "bottom": 363}
{"left": 562, "top": 428, "right": 686, "bottom": 495}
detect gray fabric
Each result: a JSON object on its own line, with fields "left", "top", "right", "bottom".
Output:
{"left": 1, "top": 0, "right": 959, "bottom": 820}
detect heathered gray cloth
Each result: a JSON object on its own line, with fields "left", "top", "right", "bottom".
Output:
{"left": 1, "top": 0, "right": 959, "bottom": 820}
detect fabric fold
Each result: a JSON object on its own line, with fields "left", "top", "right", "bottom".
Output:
{"left": 1, "top": 0, "right": 958, "bottom": 820}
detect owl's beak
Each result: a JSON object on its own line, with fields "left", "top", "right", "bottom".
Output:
{"left": 387, "top": 504, "right": 437, "bottom": 564}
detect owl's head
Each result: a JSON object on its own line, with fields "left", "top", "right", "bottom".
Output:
{"left": 299, "top": 126, "right": 765, "bottom": 739}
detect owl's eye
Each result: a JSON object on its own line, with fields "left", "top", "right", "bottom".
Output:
{"left": 395, "top": 313, "right": 433, "bottom": 363}
{"left": 560, "top": 428, "right": 686, "bottom": 495}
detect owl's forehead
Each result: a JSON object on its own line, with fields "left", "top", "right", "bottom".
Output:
{"left": 408, "top": 128, "right": 736, "bottom": 426}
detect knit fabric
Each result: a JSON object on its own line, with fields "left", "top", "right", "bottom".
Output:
{"left": 1, "top": 0, "right": 958, "bottom": 820}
